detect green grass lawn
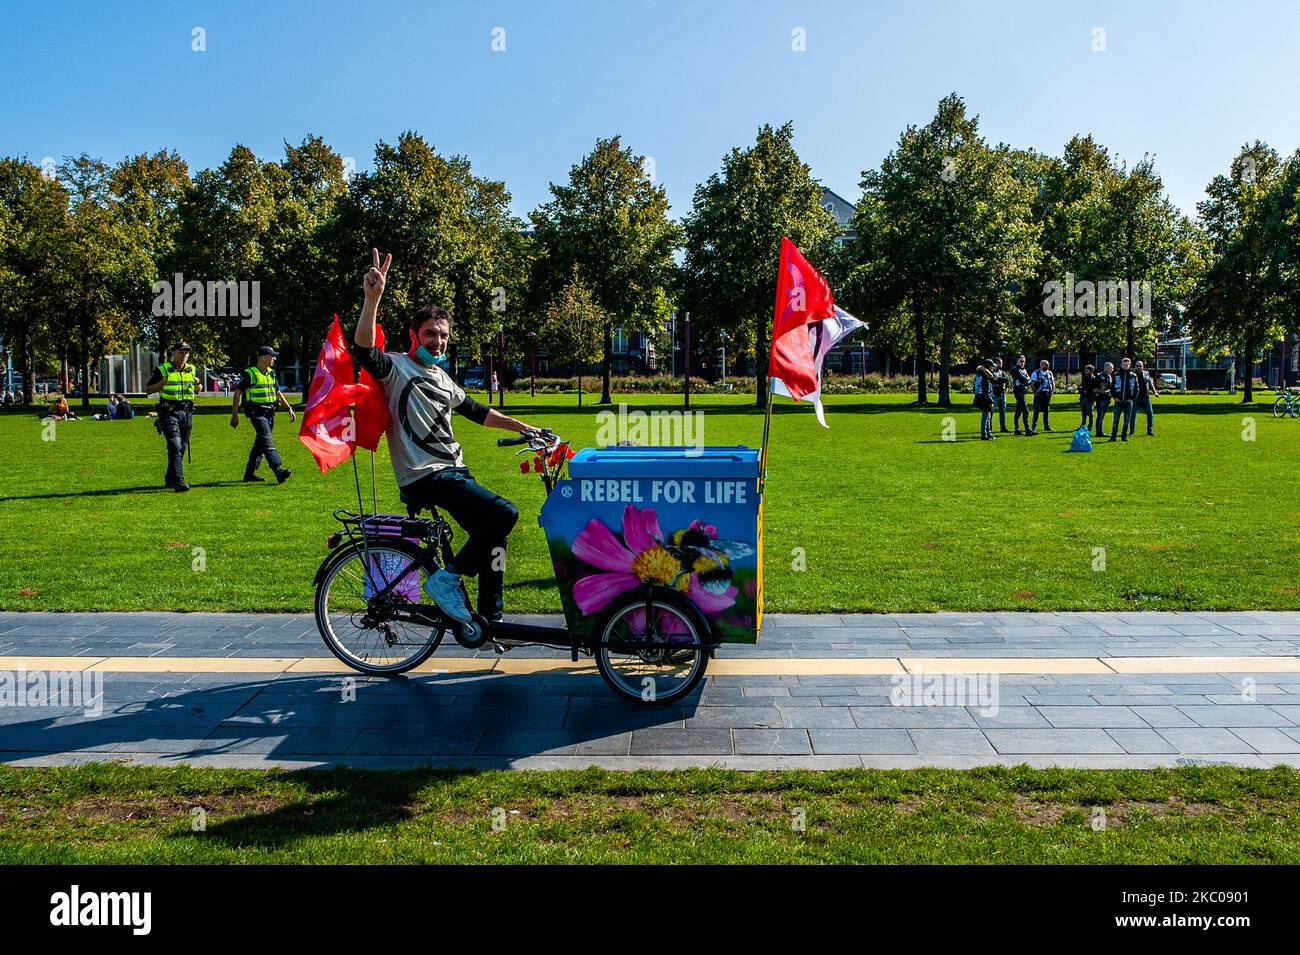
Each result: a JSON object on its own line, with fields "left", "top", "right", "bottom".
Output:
{"left": 1, "top": 391, "right": 1296, "bottom": 613}
{"left": 2, "top": 763, "right": 1298, "bottom": 863}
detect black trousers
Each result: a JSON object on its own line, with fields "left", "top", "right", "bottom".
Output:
{"left": 1031, "top": 392, "right": 1051, "bottom": 430}
{"left": 244, "top": 411, "right": 284, "bottom": 478}
{"left": 158, "top": 409, "right": 192, "bottom": 486}
{"left": 401, "top": 468, "right": 519, "bottom": 617}
{"left": 1013, "top": 392, "right": 1029, "bottom": 430}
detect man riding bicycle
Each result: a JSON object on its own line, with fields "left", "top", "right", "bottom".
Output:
{"left": 351, "top": 248, "right": 545, "bottom": 625}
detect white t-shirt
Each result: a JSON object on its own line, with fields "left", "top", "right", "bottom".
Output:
{"left": 364, "top": 349, "right": 468, "bottom": 487}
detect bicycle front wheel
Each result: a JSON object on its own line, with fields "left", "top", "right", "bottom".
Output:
{"left": 594, "top": 591, "right": 709, "bottom": 704}
{"left": 314, "top": 541, "right": 444, "bottom": 675}
{"left": 1274, "top": 396, "right": 1288, "bottom": 418}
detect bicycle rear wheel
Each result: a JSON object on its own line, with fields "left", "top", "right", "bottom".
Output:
{"left": 314, "top": 541, "right": 444, "bottom": 675}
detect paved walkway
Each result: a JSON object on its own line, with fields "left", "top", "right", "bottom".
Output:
{"left": 3, "top": 610, "right": 1300, "bottom": 769}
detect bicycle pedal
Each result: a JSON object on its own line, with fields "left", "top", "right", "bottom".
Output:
{"left": 491, "top": 640, "right": 512, "bottom": 655}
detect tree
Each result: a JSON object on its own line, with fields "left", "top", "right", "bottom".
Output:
{"left": 110, "top": 149, "right": 190, "bottom": 358}
{"left": 170, "top": 144, "right": 279, "bottom": 365}
{"left": 264, "top": 135, "right": 348, "bottom": 383}
{"left": 849, "top": 95, "right": 1040, "bottom": 405}
{"left": 0, "top": 158, "right": 69, "bottom": 404}
{"left": 328, "top": 132, "right": 523, "bottom": 380}
{"left": 542, "top": 265, "right": 605, "bottom": 407}
{"left": 1188, "top": 143, "right": 1289, "bottom": 403}
{"left": 681, "top": 123, "right": 837, "bottom": 408}
{"left": 55, "top": 155, "right": 153, "bottom": 408}
{"left": 531, "top": 136, "right": 679, "bottom": 404}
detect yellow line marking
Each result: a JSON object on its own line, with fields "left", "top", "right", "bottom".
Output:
{"left": 1, "top": 655, "right": 1298, "bottom": 676}
{"left": 901, "top": 658, "right": 1115, "bottom": 674}
{"left": 714, "top": 659, "right": 905, "bottom": 675}
{"left": 1105, "top": 656, "right": 1300, "bottom": 673}
{"left": 84, "top": 657, "right": 301, "bottom": 673}
{"left": 0, "top": 656, "right": 107, "bottom": 672}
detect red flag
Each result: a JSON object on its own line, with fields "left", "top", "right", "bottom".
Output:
{"left": 355, "top": 321, "right": 389, "bottom": 452}
{"left": 768, "top": 237, "right": 835, "bottom": 400}
{"left": 298, "top": 315, "right": 369, "bottom": 473}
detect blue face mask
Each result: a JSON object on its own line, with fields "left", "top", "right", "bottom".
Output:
{"left": 414, "top": 345, "right": 448, "bottom": 369}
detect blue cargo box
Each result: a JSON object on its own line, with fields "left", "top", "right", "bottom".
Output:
{"left": 539, "top": 446, "right": 764, "bottom": 643}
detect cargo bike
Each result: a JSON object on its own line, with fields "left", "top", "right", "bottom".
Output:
{"left": 313, "top": 429, "right": 764, "bottom": 703}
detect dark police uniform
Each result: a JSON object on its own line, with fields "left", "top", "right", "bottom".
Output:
{"left": 148, "top": 358, "right": 197, "bottom": 490}
{"left": 237, "top": 362, "right": 290, "bottom": 483}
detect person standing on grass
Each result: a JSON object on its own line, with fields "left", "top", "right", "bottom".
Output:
{"left": 992, "top": 358, "right": 1010, "bottom": 433}
{"left": 1109, "top": 356, "right": 1138, "bottom": 442}
{"left": 1132, "top": 360, "right": 1159, "bottom": 436}
{"left": 231, "top": 346, "right": 296, "bottom": 484}
{"left": 145, "top": 343, "right": 196, "bottom": 492}
{"left": 974, "top": 359, "right": 996, "bottom": 440}
{"left": 1029, "top": 359, "right": 1055, "bottom": 433}
{"left": 1091, "top": 362, "right": 1114, "bottom": 436}
{"left": 1079, "top": 364, "right": 1097, "bottom": 431}
{"left": 1011, "top": 355, "right": 1032, "bottom": 434}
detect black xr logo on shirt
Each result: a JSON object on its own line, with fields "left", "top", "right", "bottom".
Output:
{"left": 397, "top": 376, "right": 461, "bottom": 463}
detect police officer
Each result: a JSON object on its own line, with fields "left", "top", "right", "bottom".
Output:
{"left": 231, "top": 346, "right": 295, "bottom": 483}
{"left": 145, "top": 342, "right": 197, "bottom": 492}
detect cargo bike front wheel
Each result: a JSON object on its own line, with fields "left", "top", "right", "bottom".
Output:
{"left": 594, "top": 589, "right": 711, "bottom": 704}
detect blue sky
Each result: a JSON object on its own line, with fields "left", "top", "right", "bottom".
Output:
{"left": 1, "top": 0, "right": 1296, "bottom": 221}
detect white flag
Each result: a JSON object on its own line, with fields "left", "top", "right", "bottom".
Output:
{"left": 771, "top": 306, "right": 866, "bottom": 427}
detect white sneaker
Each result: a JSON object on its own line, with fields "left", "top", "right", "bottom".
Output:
{"left": 423, "top": 568, "right": 471, "bottom": 624}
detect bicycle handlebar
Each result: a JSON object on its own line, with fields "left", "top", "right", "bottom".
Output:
{"left": 498, "top": 428, "right": 556, "bottom": 448}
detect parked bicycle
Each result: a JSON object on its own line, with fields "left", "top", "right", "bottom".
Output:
{"left": 1272, "top": 389, "right": 1300, "bottom": 419}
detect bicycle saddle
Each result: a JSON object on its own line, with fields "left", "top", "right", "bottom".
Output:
{"left": 398, "top": 491, "right": 441, "bottom": 521}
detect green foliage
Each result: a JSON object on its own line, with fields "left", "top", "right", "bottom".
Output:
{"left": 681, "top": 122, "right": 838, "bottom": 406}
{"left": 530, "top": 136, "right": 678, "bottom": 402}
{"left": 846, "top": 95, "right": 1041, "bottom": 405}
{"left": 1188, "top": 143, "right": 1296, "bottom": 401}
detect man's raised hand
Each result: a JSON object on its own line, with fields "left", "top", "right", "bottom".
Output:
{"left": 363, "top": 248, "right": 392, "bottom": 300}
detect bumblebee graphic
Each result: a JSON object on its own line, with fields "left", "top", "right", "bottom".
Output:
{"left": 665, "top": 526, "right": 754, "bottom": 594}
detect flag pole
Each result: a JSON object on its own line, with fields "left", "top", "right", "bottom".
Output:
{"left": 349, "top": 403, "right": 364, "bottom": 515}
{"left": 759, "top": 374, "right": 775, "bottom": 498}
{"left": 370, "top": 451, "right": 377, "bottom": 514}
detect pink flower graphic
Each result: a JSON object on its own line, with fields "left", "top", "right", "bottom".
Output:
{"left": 570, "top": 505, "right": 738, "bottom": 617}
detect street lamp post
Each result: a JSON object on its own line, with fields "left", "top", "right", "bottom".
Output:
{"left": 526, "top": 331, "right": 537, "bottom": 397}
{"left": 498, "top": 325, "right": 506, "bottom": 409}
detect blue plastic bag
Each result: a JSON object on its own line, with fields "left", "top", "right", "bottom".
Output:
{"left": 1069, "top": 427, "right": 1093, "bottom": 452}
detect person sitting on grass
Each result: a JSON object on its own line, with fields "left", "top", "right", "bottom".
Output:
{"left": 115, "top": 394, "right": 135, "bottom": 420}
{"left": 43, "top": 395, "right": 77, "bottom": 421}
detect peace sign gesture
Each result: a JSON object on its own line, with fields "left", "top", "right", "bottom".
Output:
{"left": 363, "top": 248, "right": 392, "bottom": 301}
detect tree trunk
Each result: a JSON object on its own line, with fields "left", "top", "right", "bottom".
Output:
{"left": 756, "top": 310, "right": 768, "bottom": 410}
{"left": 937, "top": 318, "right": 953, "bottom": 407}
{"left": 19, "top": 321, "right": 32, "bottom": 406}
{"left": 1243, "top": 336, "right": 1254, "bottom": 403}
{"left": 1124, "top": 219, "right": 1136, "bottom": 361}
{"left": 913, "top": 312, "right": 928, "bottom": 404}
{"left": 600, "top": 321, "right": 612, "bottom": 404}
